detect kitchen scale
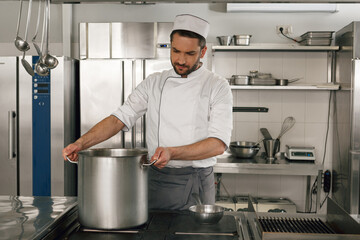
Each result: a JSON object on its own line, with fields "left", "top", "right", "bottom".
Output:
{"left": 285, "top": 145, "right": 316, "bottom": 162}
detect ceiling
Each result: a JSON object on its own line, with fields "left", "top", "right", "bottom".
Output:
{"left": 51, "top": 0, "right": 360, "bottom": 3}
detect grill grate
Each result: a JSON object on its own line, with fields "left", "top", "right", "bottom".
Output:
{"left": 258, "top": 217, "right": 335, "bottom": 234}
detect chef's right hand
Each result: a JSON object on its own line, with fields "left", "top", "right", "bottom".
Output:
{"left": 151, "top": 147, "right": 171, "bottom": 169}
{"left": 62, "top": 142, "right": 82, "bottom": 162}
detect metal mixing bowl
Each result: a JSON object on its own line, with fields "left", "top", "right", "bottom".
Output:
{"left": 189, "top": 204, "right": 224, "bottom": 224}
{"left": 229, "top": 141, "right": 260, "bottom": 158}
{"left": 217, "top": 36, "right": 232, "bottom": 46}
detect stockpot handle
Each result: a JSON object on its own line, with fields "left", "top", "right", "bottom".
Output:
{"left": 65, "top": 155, "right": 78, "bottom": 164}
{"left": 142, "top": 159, "right": 157, "bottom": 166}
{"left": 66, "top": 155, "right": 156, "bottom": 166}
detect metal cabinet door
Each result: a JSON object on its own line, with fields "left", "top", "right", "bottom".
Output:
{"left": 80, "top": 59, "right": 123, "bottom": 148}
{"left": 0, "top": 57, "right": 17, "bottom": 195}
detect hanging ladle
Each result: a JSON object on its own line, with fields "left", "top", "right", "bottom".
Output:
{"left": 21, "top": 51, "right": 35, "bottom": 76}
{"left": 20, "top": 0, "right": 35, "bottom": 76}
{"left": 35, "top": 0, "right": 49, "bottom": 76}
{"left": 32, "top": 0, "right": 42, "bottom": 56}
{"left": 42, "top": 0, "right": 58, "bottom": 69}
{"left": 14, "top": 0, "right": 30, "bottom": 52}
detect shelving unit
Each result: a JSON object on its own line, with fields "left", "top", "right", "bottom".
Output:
{"left": 210, "top": 43, "right": 338, "bottom": 213}
{"left": 214, "top": 155, "right": 323, "bottom": 213}
{"left": 211, "top": 44, "right": 339, "bottom": 89}
{"left": 214, "top": 155, "right": 322, "bottom": 176}
{"left": 230, "top": 84, "right": 340, "bottom": 90}
{"left": 212, "top": 44, "right": 339, "bottom": 52}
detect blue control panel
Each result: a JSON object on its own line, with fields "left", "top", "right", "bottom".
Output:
{"left": 157, "top": 43, "right": 171, "bottom": 48}
{"left": 32, "top": 56, "right": 51, "bottom": 196}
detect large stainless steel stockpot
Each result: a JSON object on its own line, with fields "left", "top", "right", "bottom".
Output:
{"left": 74, "top": 148, "right": 149, "bottom": 230}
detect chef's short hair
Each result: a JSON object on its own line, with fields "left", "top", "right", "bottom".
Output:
{"left": 170, "top": 30, "right": 206, "bottom": 49}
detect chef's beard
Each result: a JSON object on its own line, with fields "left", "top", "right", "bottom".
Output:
{"left": 172, "top": 56, "right": 202, "bottom": 77}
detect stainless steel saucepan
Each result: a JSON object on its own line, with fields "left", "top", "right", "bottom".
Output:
{"left": 275, "top": 78, "right": 301, "bottom": 86}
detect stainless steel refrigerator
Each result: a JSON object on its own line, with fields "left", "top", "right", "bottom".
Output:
{"left": 0, "top": 56, "right": 78, "bottom": 196}
{"left": 79, "top": 22, "right": 172, "bottom": 149}
{"left": 333, "top": 21, "right": 360, "bottom": 214}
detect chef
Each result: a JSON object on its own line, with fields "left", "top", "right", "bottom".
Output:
{"left": 63, "top": 14, "right": 233, "bottom": 210}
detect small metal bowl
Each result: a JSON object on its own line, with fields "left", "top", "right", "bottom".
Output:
{"left": 189, "top": 204, "right": 224, "bottom": 225}
{"left": 217, "top": 36, "right": 232, "bottom": 46}
{"left": 229, "top": 141, "right": 260, "bottom": 159}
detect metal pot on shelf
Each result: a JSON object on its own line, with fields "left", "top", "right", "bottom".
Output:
{"left": 67, "top": 148, "right": 151, "bottom": 230}
{"left": 233, "top": 35, "right": 251, "bottom": 46}
{"left": 275, "top": 78, "right": 301, "bottom": 86}
{"left": 217, "top": 36, "right": 232, "bottom": 46}
{"left": 231, "top": 75, "right": 250, "bottom": 85}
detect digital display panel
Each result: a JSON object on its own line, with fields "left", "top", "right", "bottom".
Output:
{"left": 292, "top": 152, "right": 313, "bottom": 157}
{"left": 37, "top": 89, "right": 49, "bottom": 94}
{"left": 37, "top": 83, "right": 49, "bottom": 88}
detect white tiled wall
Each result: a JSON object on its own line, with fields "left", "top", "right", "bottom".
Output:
{"left": 214, "top": 51, "right": 333, "bottom": 212}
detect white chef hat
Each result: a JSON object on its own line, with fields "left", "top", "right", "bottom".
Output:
{"left": 172, "top": 14, "right": 210, "bottom": 39}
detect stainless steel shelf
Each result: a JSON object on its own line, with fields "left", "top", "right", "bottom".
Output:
{"left": 212, "top": 44, "right": 339, "bottom": 51}
{"left": 230, "top": 84, "right": 340, "bottom": 91}
{"left": 214, "top": 154, "right": 322, "bottom": 176}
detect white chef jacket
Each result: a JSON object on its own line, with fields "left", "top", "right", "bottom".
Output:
{"left": 112, "top": 65, "right": 233, "bottom": 168}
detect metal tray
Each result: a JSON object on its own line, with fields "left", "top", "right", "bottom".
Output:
{"left": 300, "top": 31, "right": 334, "bottom": 39}
{"left": 249, "top": 78, "right": 276, "bottom": 85}
{"left": 231, "top": 75, "right": 250, "bottom": 85}
{"left": 299, "top": 38, "right": 332, "bottom": 46}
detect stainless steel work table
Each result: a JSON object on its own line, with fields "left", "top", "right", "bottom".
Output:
{"left": 214, "top": 154, "right": 323, "bottom": 213}
{"left": 0, "top": 196, "right": 77, "bottom": 240}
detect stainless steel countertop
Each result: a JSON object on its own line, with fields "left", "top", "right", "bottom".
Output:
{"left": 214, "top": 153, "right": 322, "bottom": 176}
{"left": 351, "top": 214, "right": 360, "bottom": 224}
{"left": 0, "top": 196, "right": 77, "bottom": 240}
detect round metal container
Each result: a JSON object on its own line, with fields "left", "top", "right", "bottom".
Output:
{"left": 275, "top": 78, "right": 301, "bottom": 86}
{"left": 229, "top": 141, "right": 260, "bottom": 158}
{"left": 189, "top": 204, "right": 224, "bottom": 224}
{"left": 233, "top": 35, "right": 252, "bottom": 46}
{"left": 77, "top": 148, "right": 148, "bottom": 230}
{"left": 217, "top": 36, "right": 232, "bottom": 46}
{"left": 231, "top": 75, "right": 250, "bottom": 85}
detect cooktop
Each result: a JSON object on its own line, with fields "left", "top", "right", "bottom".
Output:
{"left": 66, "top": 211, "right": 238, "bottom": 240}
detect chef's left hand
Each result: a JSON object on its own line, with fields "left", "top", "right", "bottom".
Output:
{"left": 151, "top": 147, "right": 171, "bottom": 169}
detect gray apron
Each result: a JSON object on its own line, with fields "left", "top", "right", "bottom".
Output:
{"left": 148, "top": 165, "right": 215, "bottom": 210}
